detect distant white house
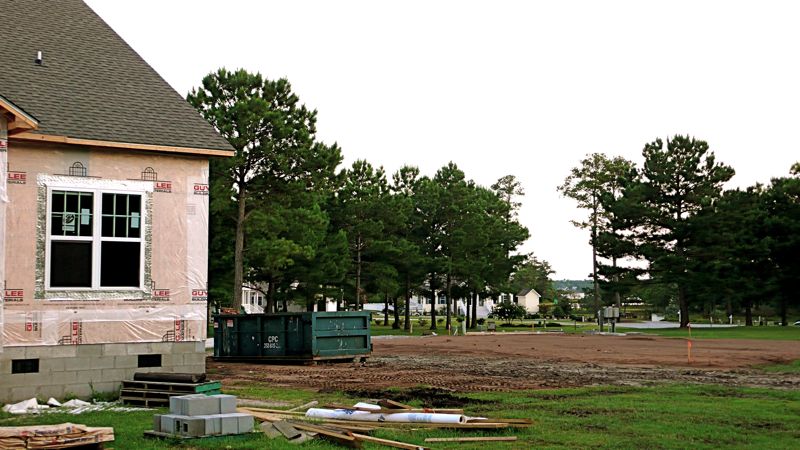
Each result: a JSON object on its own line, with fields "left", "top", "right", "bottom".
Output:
{"left": 516, "top": 288, "right": 541, "bottom": 313}
{"left": 241, "top": 285, "right": 337, "bottom": 314}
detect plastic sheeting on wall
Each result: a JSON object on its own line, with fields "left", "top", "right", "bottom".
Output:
{"left": 2, "top": 143, "right": 209, "bottom": 347}
{"left": 0, "top": 116, "right": 7, "bottom": 353}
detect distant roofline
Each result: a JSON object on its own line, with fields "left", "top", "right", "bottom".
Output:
{"left": 12, "top": 131, "right": 235, "bottom": 157}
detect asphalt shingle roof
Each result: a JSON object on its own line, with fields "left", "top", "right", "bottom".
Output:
{"left": 0, "top": 0, "right": 233, "bottom": 153}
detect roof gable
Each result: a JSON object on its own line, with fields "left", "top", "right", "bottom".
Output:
{"left": 0, "top": 0, "right": 233, "bottom": 155}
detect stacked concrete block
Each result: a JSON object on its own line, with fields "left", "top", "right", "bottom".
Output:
{"left": 153, "top": 394, "right": 254, "bottom": 437}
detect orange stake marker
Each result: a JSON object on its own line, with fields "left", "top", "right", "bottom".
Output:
{"left": 687, "top": 323, "right": 693, "bottom": 363}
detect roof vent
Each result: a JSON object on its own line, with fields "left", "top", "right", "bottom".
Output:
{"left": 35, "top": 50, "right": 43, "bottom": 65}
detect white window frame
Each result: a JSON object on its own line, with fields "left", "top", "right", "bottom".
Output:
{"left": 45, "top": 184, "right": 147, "bottom": 292}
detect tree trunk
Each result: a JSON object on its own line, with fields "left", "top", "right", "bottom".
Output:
{"left": 678, "top": 284, "right": 689, "bottom": 328}
{"left": 392, "top": 296, "right": 400, "bottom": 329}
{"left": 471, "top": 291, "right": 478, "bottom": 329}
{"left": 404, "top": 276, "right": 411, "bottom": 331}
{"left": 281, "top": 297, "right": 288, "bottom": 313}
{"left": 465, "top": 292, "right": 470, "bottom": 331}
{"left": 745, "top": 298, "right": 753, "bottom": 326}
{"left": 383, "top": 292, "right": 389, "bottom": 326}
{"left": 613, "top": 256, "right": 621, "bottom": 310}
{"left": 445, "top": 273, "right": 452, "bottom": 332}
{"left": 429, "top": 273, "right": 437, "bottom": 330}
{"left": 232, "top": 188, "right": 247, "bottom": 310}
{"left": 266, "top": 278, "right": 275, "bottom": 314}
{"left": 592, "top": 220, "right": 600, "bottom": 316}
{"left": 779, "top": 296, "right": 788, "bottom": 327}
{"left": 355, "top": 235, "right": 362, "bottom": 310}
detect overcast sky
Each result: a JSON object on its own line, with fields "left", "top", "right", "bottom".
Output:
{"left": 85, "top": 0, "right": 800, "bottom": 280}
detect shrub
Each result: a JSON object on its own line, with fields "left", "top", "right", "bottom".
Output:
{"left": 437, "top": 318, "right": 444, "bottom": 325}
{"left": 418, "top": 319, "right": 428, "bottom": 327}
{"left": 477, "top": 318, "right": 486, "bottom": 325}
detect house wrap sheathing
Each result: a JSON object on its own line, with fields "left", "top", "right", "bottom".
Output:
{"left": 0, "top": 0, "right": 234, "bottom": 402}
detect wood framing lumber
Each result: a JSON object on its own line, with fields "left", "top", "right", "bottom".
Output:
{"left": 287, "top": 400, "right": 319, "bottom": 412}
{"left": 378, "top": 399, "right": 415, "bottom": 410}
{"left": 424, "top": 436, "right": 518, "bottom": 443}
{"left": 324, "top": 403, "right": 464, "bottom": 414}
{"left": 273, "top": 421, "right": 302, "bottom": 440}
{"left": 467, "top": 417, "right": 533, "bottom": 424}
{"left": 351, "top": 433, "right": 430, "bottom": 450}
{"left": 281, "top": 421, "right": 362, "bottom": 448}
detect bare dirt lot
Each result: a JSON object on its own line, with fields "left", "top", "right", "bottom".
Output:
{"left": 209, "top": 333, "right": 800, "bottom": 394}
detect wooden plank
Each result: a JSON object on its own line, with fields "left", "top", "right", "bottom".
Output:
{"left": 240, "top": 407, "right": 511, "bottom": 430}
{"left": 352, "top": 433, "right": 429, "bottom": 450}
{"left": 424, "top": 436, "right": 518, "bottom": 443}
{"left": 324, "top": 403, "right": 464, "bottom": 414}
{"left": 287, "top": 400, "right": 319, "bottom": 412}
{"left": 239, "top": 408, "right": 376, "bottom": 433}
{"left": 379, "top": 399, "right": 414, "bottom": 410}
{"left": 13, "top": 132, "right": 235, "bottom": 157}
{"left": 273, "top": 421, "right": 302, "bottom": 440}
{"left": 467, "top": 417, "right": 532, "bottom": 425}
{"left": 282, "top": 422, "right": 361, "bottom": 448}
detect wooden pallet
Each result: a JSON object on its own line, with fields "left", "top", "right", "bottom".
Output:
{"left": 120, "top": 379, "right": 221, "bottom": 406}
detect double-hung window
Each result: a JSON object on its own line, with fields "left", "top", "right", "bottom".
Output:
{"left": 48, "top": 189, "right": 144, "bottom": 289}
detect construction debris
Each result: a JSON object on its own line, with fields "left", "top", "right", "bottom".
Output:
{"left": 239, "top": 397, "right": 531, "bottom": 449}
{"left": 120, "top": 378, "right": 222, "bottom": 407}
{"left": 0, "top": 423, "right": 114, "bottom": 449}
{"left": 424, "top": 436, "right": 518, "bottom": 442}
{"left": 146, "top": 393, "right": 254, "bottom": 439}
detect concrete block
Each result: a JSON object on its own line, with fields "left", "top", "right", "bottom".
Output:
{"left": 0, "top": 346, "right": 27, "bottom": 359}
{"left": 55, "top": 371, "right": 79, "bottom": 385}
{"left": 0, "top": 359, "right": 11, "bottom": 374}
{"left": 145, "top": 342, "right": 172, "bottom": 354}
{"left": 9, "top": 386, "right": 36, "bottom": 400}
{"left": 194, "top": 341, "right": 206, "bottom": 353}
{"left": 177, "top": 395, "right": 219, "bottom": 416}
{"left": 74, "top": 369, "right": 104, "bottom": 384}
{"left": 183, "top": 352, "right": 206, "bottom": 366}
{"left": 160, "top": 353, "right": 183, "bottom": 367}
{"left": 169, "top": 394, "right": 205, "bottom": 415}
{"left": 76, "top": 345, "right": 103, "bottom": 357}
{"left": 220, "top": 415, "right": 238, "bottom": 435}
{"left": 64, "top": 357, "right": 94, "bottom": 372}
{"left": 3, "top": 373, "right": 48, "bottom": 388}
{"left": 160, "top": 415, "right": 178, "bottom": 433}
{"left": 173, "top": 342, "right": 198, "bottom": 354}
{"left": 237, "top": 414, "right": 254, "bottom": 433}
{"left": 180, "top": 417, "right": 207, "bottom": 436}
{"left": 101, "top": 344, "right": 129, "bottom": 356}
{"left": 213, "top": 394, "right": 237, "bottom": 414}
{"left": 63, "top": 383, "right": 93, "bottom": 399}
{"left": 0, "top": 388, "right": 12, "bottom": 403}
{"left": 159, "top": 414, "right": 211, "bottom": 437}
{"left": 90, "top": 356, "right": 116, "bottom": 370}
{"left": 36, "top": 385, "right": 68, "bottom": 402}
{"left": 26, "top": 345, "right": 77, "bottom": 359}
{"left": 113, "top": 355, "right": 138, "bottom": 369}
{"left": 153, "top": 414, "right": 162, "bottom": 432}
{"left": 39, "top": 357, "right": 66, "bottom": 373}
{"left": 183, "top": 364, "right": 206, "bottom": 374}
{"left": 100, "top": 368, "right": 128, "bottom": 383}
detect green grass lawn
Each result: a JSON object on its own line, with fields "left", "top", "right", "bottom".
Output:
{"left": 617, "top": 325, "right": 800, "bottom": 340}
{"left": 2, "top": 384, "right": 799, "bottom": 449}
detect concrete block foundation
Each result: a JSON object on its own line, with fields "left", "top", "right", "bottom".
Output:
{"left": 0, "top": 341, "right": 206, "bottom": 403}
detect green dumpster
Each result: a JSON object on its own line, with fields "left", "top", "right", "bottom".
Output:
{"left": 212, "top": 312, "right": 371, "bottom": 362}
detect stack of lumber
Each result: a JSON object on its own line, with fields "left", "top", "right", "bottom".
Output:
{"left": 120, "top": 373, "right": 220, "bottom": 407}
{"left": 239, "top": 398, "right": 530, "bottom": 449}
{"left": 0, "top": 423, "right": 114, "bottom": 449}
